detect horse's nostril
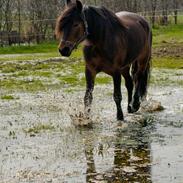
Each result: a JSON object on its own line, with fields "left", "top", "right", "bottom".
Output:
{"left": 59, "top": 47, "right": 71, "bottom": 57}
{"left": 59, "top": 49, "right": 62, "bottom": 54}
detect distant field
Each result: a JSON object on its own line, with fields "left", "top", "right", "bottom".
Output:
{"left": 0, "top": 24, "right": 183, "bottom": 71}
{"left": 152, "top": 24, "right": 183, "bottom": 47}
{"left": 0, "top": 24, "right": 182, "bottom": 55}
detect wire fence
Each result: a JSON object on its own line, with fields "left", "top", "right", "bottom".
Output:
{"left": 0, "top": 7, "right": 183, "bottom": 46}
{"left": 2, "top": 9, "right": 183, "bottom": 23}
{"left": 0, "top": 10, "right": 183, "bottom": 24}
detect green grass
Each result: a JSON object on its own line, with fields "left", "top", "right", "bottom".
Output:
{"left": 0, "top": 79, "right": 46, "bottom": 91}
{"left": 0, "top": 53, "right": 59, "bottom": 62}
{"left": 23, "top": 123, "right": 55, "bottom": 134}
{"left": 1, "top": 95, "right": 17, "bottom": 100}
{"left": 152, "top": 57, "right": 183, "bottom": 69}
{"left": 152, "top": 24, "right": 183, "bottom": 47}
{"left": 0, "top": 41, "right": 57, "bottom": 55}
{"left": 0, "top": 43, "right": 83, "bottom": 62}
{"left": 0, "top": 57, "right": 114, "bottom": 91}
{"left": 150, "top": 72, "right": 183, "bottom": 86}
{"left": 96, "top": 75, "right": 112, "bottom": 84}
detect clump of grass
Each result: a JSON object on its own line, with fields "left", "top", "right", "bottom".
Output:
{"left": 9, "top": 131, "right": 16, "bottom": 139}
{"left": 32, "top": 71, "right": 53, "bottom": 77}
{"left": 0, "top": 79, "right": 46, "bottom": 91}
{"left": 24, "top": 123, "right": 55, "bottom": 134}
{"left": 96, "top": 76, "right": 111, "bottom": 85}
{"left": 1, "top": 95, "right": 17, "bottom": 100}
{"left": 60, "top": 76, "right": 79, "bottom": 86}
{"left": 1, "top": 66, "right": 17, "bottom": 73}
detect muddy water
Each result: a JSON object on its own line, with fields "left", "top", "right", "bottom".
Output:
{"left": 0, "top": 83, "right": 183, "bottom": 182}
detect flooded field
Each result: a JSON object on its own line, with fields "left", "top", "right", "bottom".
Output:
{"left": 0, "top": 57, "right": 183, "bottom": 183}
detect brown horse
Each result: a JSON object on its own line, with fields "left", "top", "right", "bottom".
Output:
{"left": 55, "top": 0, "right": 152, "bottom": 121}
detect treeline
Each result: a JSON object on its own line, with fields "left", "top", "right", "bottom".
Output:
{"left": 0, "top": 0, "right": 183, "bottom": 46}
{"left": 84, "top": 0, "right": 183, "bottom": 26}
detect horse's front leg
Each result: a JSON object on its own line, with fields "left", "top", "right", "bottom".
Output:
{"left": 112, "top": 73, "right": 124, "bottom": 121}
{"left": 84, "top": 67, "right": 96, "bottom": 117}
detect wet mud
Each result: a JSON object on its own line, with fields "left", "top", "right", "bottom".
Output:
{"left": 0, "top": 83, "right": 183, "bottom": 183}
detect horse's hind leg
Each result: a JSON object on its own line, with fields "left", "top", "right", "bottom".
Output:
{"left": 84, "top": 67, "right": 96, "bottom": 117}
{"left": 121, "top": 67, "right": 134, "bottom": 113}
{"left": 112, "top": 72, "right": 124, "bottom": 120}
{"left": 131, "top": 57, "right": 150, "bottom": 113}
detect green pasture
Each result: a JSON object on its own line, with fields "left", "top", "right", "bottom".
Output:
{"left": 0, "top": 24, "right": 182, "bottom": 93}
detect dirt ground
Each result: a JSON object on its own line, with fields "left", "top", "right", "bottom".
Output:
{"left": 153, "top": 43, "right": 183, "bottom": 59}
{"left": 0, "top": 62, "right": 183, "bottom": 183}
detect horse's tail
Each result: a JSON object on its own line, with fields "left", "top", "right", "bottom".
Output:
{"left": 139, "top": 56, "right": 151, "bottom": 99}
{"left": 132, "top": 28, "right": 152, "bottom": 100}
{"left": 139, "top": 30, "right": 152, "bottom": 99}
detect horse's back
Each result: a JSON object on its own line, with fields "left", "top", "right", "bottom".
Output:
{"left": 116, "top": 11, "right": 149, "bottom": 29}
{"left": 116, "top": 11, "right": 152, "bottom": 63}
{"left": 116, "top": 11, "right": 151, "bottom": 40}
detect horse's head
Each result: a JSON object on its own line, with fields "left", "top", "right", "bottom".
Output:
{"left": 55, "top": 0, "right": 88, "bottom": 57}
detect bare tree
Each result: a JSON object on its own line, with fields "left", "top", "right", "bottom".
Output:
{"left": 160, "top": 0, "right": 169, "bottom": 25}
{"left": 0, "top": 0, "right": 183, "bottom": 46}
{"left": 4, "top": 0, "right": 14, "bottom": 45}
{"left": 150, "top": 0, "right": 158, "bottom": 27}
{"left": 173, "top": 0, "right": 179, "bottom": 24}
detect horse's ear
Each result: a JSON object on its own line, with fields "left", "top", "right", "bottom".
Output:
{"left": 76, "top": 0, "right": 83, "bottom": 12}
{"left": 66, "top": 0, "right": 72, "bottom": 6}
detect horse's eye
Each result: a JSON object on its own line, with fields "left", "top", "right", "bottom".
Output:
{"left": 73, "top": 23, "right": 79, "bottom": 27}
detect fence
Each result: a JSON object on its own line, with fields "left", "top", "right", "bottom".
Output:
{"left": 0, "top": 3, "right": 183, "bottom": 46}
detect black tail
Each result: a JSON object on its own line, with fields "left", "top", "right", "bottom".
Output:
{"left": 138, "top": 31, "right": 152, "bottom": 99}
{"left": 138, "top": 60, "right": 151, "bottom": 99}
{"left": 131, "top": 30, "right": 152, "bottom": 100}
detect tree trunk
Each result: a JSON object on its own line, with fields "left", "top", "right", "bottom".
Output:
{"left": 18, "top": 0, "right": 21, "bottom": 45}
{"left": 174, "top": 10, "right": 178, "bottom": 24}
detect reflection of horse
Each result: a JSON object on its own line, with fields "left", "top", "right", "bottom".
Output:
{"left": 84, "top": 129, "right": 151, "bottom": 182}
{"left": 56, "top": 0, "right": 152, "bottom": 120}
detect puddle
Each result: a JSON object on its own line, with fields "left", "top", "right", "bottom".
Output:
{"left": 0, "top": 84, "right": 183, "bottom": 183}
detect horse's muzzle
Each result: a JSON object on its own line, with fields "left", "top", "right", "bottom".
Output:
{"left": 59, "top": 47, "right": 71, "bottom": 57}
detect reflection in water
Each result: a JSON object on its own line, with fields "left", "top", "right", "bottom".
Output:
{"left": 83, "top": 123, "right": 152, "bottom": 183}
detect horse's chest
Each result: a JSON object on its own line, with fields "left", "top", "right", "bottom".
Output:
{"left": 86, "top": 58, "right": 116, "bottom": 75}
{"left": 86, "top": 59, "right": 103, "bottom": 72}
{"left": 84, "top": 46, "right": 118, "bottom": 75}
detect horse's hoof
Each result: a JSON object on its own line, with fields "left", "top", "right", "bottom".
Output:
{"left": 127, "top": 106, "right": 133, "bottom": 113}
{"left": 131, "top": 102, "right": 140, "bottom": 113}
{"left": 131, "top": 106, "right": 140, "bottom": 113}
{"left": 117, "top": 116, "right": 124, "bottom": 121}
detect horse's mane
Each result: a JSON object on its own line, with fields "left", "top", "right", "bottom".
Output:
{"left": 84, "top": 6, "right": 126, "bottom": 61}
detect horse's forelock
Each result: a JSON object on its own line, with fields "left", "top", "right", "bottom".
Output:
{"left": 55, "top": 5, "right": 76, "bottom": 38}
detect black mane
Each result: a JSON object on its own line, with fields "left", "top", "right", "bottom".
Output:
{"left": 84, "top": 6, "right": 126, "bottom": 60}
